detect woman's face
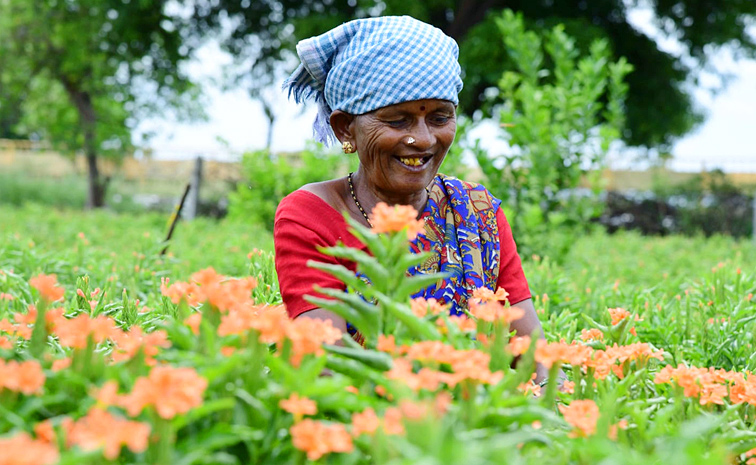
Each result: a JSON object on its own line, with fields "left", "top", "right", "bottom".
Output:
{"left": 351, "top": 99, "right": 456, "bottom": 198}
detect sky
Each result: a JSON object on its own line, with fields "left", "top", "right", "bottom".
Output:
{"left": 136, "top": 11, "right": 756, "bottom": 174}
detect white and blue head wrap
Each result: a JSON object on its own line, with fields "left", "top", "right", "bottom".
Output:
{"left": 283, "top": 16, "right": 463, "bottom": 146}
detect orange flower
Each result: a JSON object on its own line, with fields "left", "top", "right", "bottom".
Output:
{"left": 470, "top": 299, "right": 524, "bottom": 324}
{"left": 29, "top": 274, "right": 64, "bottom": 303}
{"left": 369, "top": 202, "right": 425, "bottom": 240}
{"left": 110, "top": 326, "right": 170, "bottom": 365}
{"left": 190, "top": 267, "right": 224, "bottom": 287}
{"left": 54, "top": 313, "right": 119, "bottom": 349}
{"left": 120, "top": 366, "right": 207, "bottom": 419}
{"left": 608, "top": 307, "right": 631, "bottom": 326}
{"left": 410, "top": 297, "right": 447, "bottom": 317}
{"left": 445, "top": 349, "right": 503, "bottom": 386}
{"left": 382, "top": 407, "right": 405, "bottom": 435}
{"left": 435, "top": 391, "right": 453, "bottom": 415}
{"left": 51, "top": 357, "right": 72, "bottom": 372}
{"left": 160, "top": 279, "right": 203, "bottom": 307}
{"left": 34, "top": 417, "right": 73, "bottom": 445}
{"left": 608, "top": 419, "right": 629, "bottom": 440}
{"left": 69, "top": 408, "right": 150, "bottom": 460}
{"left": 535, "top": 340, "right": 573, "bottom": 369}
{"left": 0, "top": 292, "right": 13, "bottom": 301}
{"left": 404, "top": 341, "right": 455, "bottom": 363}
{"left": 377, "top": 334, "right": 397, "bottom": 354}
{"left": 517, "top": 381, "right": 541, "bottom": 397}
{"left": 398, "top": 399, "right": 430, "bottom": 421}
{"left": 580, "top": 328, "right": 604, "bottom": 341}
{"left": 221, "top": 346, "right": 236, "bottom": 356}
{"left": 0, "top": 359, "right": 45, "bottom": 395}
{"left": 247, "top": 305, "right": 289, "bottom": 343}
{"left": 562, "top": 380, "right": 576, "bottom": 394}
{"left": 290, "top": 420, "right": 353, "bottom": 461}
{"left": 0, "top": 336, "right": 12, "bottom": 349}
{"left": 92, "top": 380, "right": 122, "bottom": 407}
{"left": 559, "top": 399, "right": 600, "bottom": 437}
{"left": 744, "top": 447, "right": 756, "bottom": 465}
{"left": 445, "top": 315, "right": 477, "bottom": 332}
{"left": 508, "top": 335, "right": 532, "bottom": 356}
{"left": 284, "top": 316, "right": 342, "bottom": 367}
{"left": 472, "top": 287, "right": 509, "bottom": 304}
{"left": 184, "top": 313, "right": 201, "bottom": 335}
{"left": 280, "top": 393, "right": 317, "bottom": 419}
{"left": 351, "top": 408, "right": 380, "bottom": 437}
{"left": 0, "top": 432, "right": 59, "bottom": 465}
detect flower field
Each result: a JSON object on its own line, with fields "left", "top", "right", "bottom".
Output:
{"left": 1, "top": 203, "right": 756, "bottom": 464}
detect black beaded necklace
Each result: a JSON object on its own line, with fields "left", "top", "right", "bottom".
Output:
{"left": 347, "top": 172, "right": 430, "bottom": 229}
{"left": 348, "top": 172, "right": 373, "bottom": 227}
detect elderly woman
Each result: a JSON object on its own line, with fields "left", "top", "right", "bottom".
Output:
{"left": 274, "top": 16, "right": 547, "bottom": 379}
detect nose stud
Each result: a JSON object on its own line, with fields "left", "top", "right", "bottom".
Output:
{"left": 406, "top": 137, "right": 416, "bottom": 145}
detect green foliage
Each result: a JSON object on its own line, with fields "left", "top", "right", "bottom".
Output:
{"left": 0, "top": 0, "right": 203, "bottom": 207}
{"left": 227, "top": 143, "right": 358, "bottom": 230}
{"left": 470, "top": 10, "right": 632, "bottom": 261}
{"left": 188, "top": 0, "right": 756, "bottom": 149}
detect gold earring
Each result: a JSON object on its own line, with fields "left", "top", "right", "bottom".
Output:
{"left": 342, "top": 141, "right": 355, "bottom": 153}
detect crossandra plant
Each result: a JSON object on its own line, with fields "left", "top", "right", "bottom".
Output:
{"left": 2, "top": 203, "right": 756, "bottom": 463}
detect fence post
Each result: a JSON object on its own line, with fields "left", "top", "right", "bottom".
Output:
{"left": 752, "top": 194, "right": 756, "bottom": 244}
{"left": 183, "top": 156, "right": 203, "bottom": 220}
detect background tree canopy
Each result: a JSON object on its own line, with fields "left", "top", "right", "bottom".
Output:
{"left": 187, "top": 0, "right": 756, "bottom": 149}
{"left": 0, "top": 0, "right": 202, "bottom": 207}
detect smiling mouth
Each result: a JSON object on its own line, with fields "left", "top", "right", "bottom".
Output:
{"left": 396, "top": 155, "right": 433, "bottom": 167}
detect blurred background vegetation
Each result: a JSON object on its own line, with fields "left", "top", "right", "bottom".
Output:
{"left": 1, "top": 0, "right": 755, "bottom": 262}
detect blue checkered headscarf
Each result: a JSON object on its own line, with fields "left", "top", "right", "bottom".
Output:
{"left": 283, "top": 16, "right": 463, "bottom": 146}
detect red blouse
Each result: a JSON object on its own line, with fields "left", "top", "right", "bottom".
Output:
{"left": 274, "top": 190, "right": 531, "bottom": 319}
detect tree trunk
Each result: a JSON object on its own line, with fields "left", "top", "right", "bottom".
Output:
{"left": 446, "top": 0, "right": 506, "bottom": 39}
{"left": 61, "top": 78, "right": 106, "bottom": 208}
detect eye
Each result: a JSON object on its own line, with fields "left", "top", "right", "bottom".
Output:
{"left": 386, "top": 118, "right": 408, "bottom": 128}
{"left": 429, "top": 114, "right": 452, "bottom": 125}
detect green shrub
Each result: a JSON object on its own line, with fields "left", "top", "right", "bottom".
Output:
{"left": 227, "top": 143, "right": 358, "bottom": 230}
{"left": 653, "top": 169, "right": 755, "bottom": 237}
{"left": 467, "top": 10, "right": 632, "bottom": 261}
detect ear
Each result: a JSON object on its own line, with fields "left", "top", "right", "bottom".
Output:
{"left": 330, "top": 110, "right": 356, "bottom": 144}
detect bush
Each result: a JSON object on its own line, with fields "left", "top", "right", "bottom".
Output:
{"left": 466, "top": 10, "right": 632, "bottom": 262}
{"left": 601, "top": 170, "right": 755, "bottom": 237}
{"left": 227, "top": 143, "right": 358, "bottom": 231}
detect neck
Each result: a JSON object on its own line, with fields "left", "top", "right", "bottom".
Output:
{"left": 350, "top": 171, "right": 428, "bottom": 218}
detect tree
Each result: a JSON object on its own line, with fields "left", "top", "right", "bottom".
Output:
{"left": 0, "top": 0, "right": 202, "bottom": 208}
{"left": 186, "top": 0, "right": 756, "bottom": 149}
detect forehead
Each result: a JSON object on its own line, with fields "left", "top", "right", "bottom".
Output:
{"left": 371, "top": 99, "right": 456, "bottom": 115}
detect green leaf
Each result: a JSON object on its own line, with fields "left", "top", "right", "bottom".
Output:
{"left": 172, "top": 397, "right": 236, "bottom": 430}
{"left": 324, "top": 344, "right": 393, "bottom": 371}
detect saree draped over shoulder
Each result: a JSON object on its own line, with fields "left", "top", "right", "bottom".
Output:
{"left": 410, "top": 174, "right": 502, "bottom": 315}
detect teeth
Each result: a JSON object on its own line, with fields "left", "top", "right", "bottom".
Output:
{"left": 398, "top": 157, "right": 423, "bottom": 166}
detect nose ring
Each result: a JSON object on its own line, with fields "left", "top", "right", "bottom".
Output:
{"left": 406, "top": 137, "right": 416, "bottom": 145}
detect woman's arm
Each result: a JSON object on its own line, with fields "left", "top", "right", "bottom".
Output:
{"left": 509, "top": 298, "right": 551, "bottom": 384}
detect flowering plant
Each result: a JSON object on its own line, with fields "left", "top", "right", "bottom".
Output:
{"left": 1, "top": 204, "right": 756, "bottom": 464}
